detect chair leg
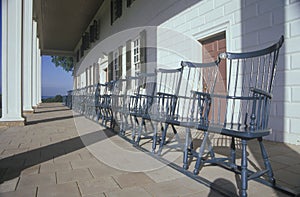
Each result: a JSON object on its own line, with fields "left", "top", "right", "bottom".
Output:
{"left": 194, "top": 131, "right": 209, "bottom": 175}
{"left": 230, "top": 137, "right": 236, "bottom": 168}
{"left": 136, "top": 120, "right": 144, "bottom": 146}
{"left": 206, "top": 134, "right": 215, "bottom": 159}
{"left": 131, "top": 117, "right": 138, "bottom": 143}
{"left": 119, "top": 113, "right": 125, "bottom": 135}
{"left": 152, "top": 122, "right": 159, "bottom": 153}
{"left": 183, "top": 128, "right": 192, "bottom": 170}
{"left": 157, "top": 123, "right": 169, "bottom": 155}
{"left": 258, "top": 137, "right": 275, "bottom": 184}
{"left": 240, "top": 139, "right": 248, "bottom": 197}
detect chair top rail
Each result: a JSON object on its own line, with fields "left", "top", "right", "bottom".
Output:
{"left": 219, "top": 35, "right": 284, "bottom": 60}
{"left": 138, "top": 72, "right": 156, "bottom": 77}
{"left": 181, "top": 59, "right": 220, "bottom": 68}
{"left": 156, "top": 67, "right": 184, "bottom": 73}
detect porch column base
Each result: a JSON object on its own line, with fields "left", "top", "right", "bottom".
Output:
{"left": 0, "top": 119, "right": 25, "bottom": 127}
{"left": 23, "top": 109, "right": 34, "bottom": 115}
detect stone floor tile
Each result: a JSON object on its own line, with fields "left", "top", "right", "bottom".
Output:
{"left": 56, "top": 168, "right": 93, "bottom": 184}
{"left": 70, "top": 158, "right": 100, "bottom": 169}
{"left": 247, "top": 181, "right": 291, "bottom": 197}
{"left": 18, "top": 172, "right": 56, "bottom": 189}
{"left": 53, "top": 153, "right": 82, "bottom": 164}
{"left": 143, "top": 179, "right": 200, "bottom": 197}
{"left": 113, "top": 172, "right": 155, "bottom": 189}
{"left": 78, "top": 177, "right": 121, "bottom": 196}
{"left": 20, "top": 165, "right": 40, "bottom": 176}
{"left": 285, "top": 163, "right": 300, "bottom": 174}
{"left": 0, "top": 177, "right": 19, "bottom": 193}
{"left": 145, "top": 166, "right": 185, "bottom": 183}
{"left": 19, "top": 142, "right": 41, "bottom": 149}
{"left": 182, "top": 190, "right": 223, "bottom": 197}
{"left": 40, "top": 162, "right": 72, "bottom": 173}
{"left": 2, "top": 148, "right": 29, "bottom": 157}
{"left": 89, "top": 164, "right": 126, "bottom": 178}
{"left": 270, "top": 154, "right": 300, "bottom": 166}
{"left": 78, "top": 149, "right": 96, "bottom": 160}
{"left": 0, "top": 187, "right": 37, "bottom": 197}
{"left": 37, "top": 182, "right": 81, "bottom": 197}
{"left": 82, "top": 194, "right": 106, "bottom": 197}
{"left": 274, "top": 169, "right": 300, "bottom": 187}
{"left": 105, "top": 186, "right": 152, "bottom": 197}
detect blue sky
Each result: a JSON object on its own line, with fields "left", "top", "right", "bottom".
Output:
{"left": 41, "top": 56, "right": 73, "bottom": 96}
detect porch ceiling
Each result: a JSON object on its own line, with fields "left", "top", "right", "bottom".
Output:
{"left": 34, "top": 0, "right": 104, "bottom": 56}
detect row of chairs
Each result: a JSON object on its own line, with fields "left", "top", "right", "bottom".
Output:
{"left": 68, "top": 36, "right": 284, "bottom": 197}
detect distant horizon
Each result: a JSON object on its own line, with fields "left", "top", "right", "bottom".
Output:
{"left": 0, "top": 56, "right": 73, "bottom": 97}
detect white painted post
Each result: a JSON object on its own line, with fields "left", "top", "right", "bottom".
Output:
{"left": 32, "top": 20, "right": 38, "bottom": 108}
{"left": 0, "top": 0, "right": 25, "bottom": 126}
{"left": 35, "top": 38, "right": 40, "bottom": 106}
{"left": 38, "top": 49, "right": 42, "bottom": 104}
{"left": 23, "top": 0, "right": 34, "bottom": 114}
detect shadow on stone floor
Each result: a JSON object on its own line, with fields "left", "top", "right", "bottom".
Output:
{"left": 26, "top": 114, "right": 82, "bottom": 125}
{"left": 0, "top": 128, "right": 115, "bottom": 184}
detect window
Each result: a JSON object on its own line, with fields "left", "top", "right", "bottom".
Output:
{"left": 82, "top": 32, "right": 90, "bottom": 50}
{"left": 133, "top": 38, "right": 140, "bottom": 75}
{"left": 127, "top": 0, "right": 136, "bottom": 7}
{"left": 89, "top": 20, "right": 98, "bottom": 43}
{"left": 111, "top": 0, "right": 122, "bottom": 25}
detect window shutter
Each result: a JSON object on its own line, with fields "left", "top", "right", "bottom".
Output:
{"left": 89, "top": 25, "right": 94, "bottom": 43}
{"left": 110, "top": 0, "right": 113, "bottom": 25}
{"left": 84, "top": 32, "right": 90, "bottom": 49}
{"left": 118, "top": 46, "right": 123, "bottom": 79}
{"left": 95, "top": 20, "right": 99, "bottom": 40}
{"left": 140, "top": 30, "right": 147, "bottom": 73}
{"left": 108, "top": 52, "right": 113, "bottom": 82}
{"left": 111, "top": 0, "right": 122, "bottom": 25}
{"left": 126, "top": 40, "right": 131, "bottom": 77}
{"left": 116, "top": 0, "right": 122, "bottom": 18}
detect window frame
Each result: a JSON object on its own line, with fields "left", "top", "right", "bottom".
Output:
{"left": 132, "top": 37, "right": 141, "bottom": 76}
{"left": 113, "top": 50, "right": 119, "bottom": 80}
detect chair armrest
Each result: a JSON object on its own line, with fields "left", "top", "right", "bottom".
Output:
{"left": 191, "top": 90, "right": 211, "bottom": 98}
{"left": 250, "top": 88, "right": 272, "bottom": 99}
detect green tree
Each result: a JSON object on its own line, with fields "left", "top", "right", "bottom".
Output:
{"left": 51, "top": 56, "right": 74, "bottom": 72}
{"left": 42, "top": 95, "right": 63, "bottom": 103}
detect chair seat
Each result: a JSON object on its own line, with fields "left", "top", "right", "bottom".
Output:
{"left": 179, "top": 121, "right": 271, "bottom": 139}
{"left": 220, "top": 127, "right": 271, "bottom": 139}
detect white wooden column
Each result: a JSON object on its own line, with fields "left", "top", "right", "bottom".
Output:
{"left": 0, "top": 0, "right": 25, "bottom": 126}
{"left": 38, "top": 52, "right": 42, "bottom": 104}
{"left": 32, "top": 21, "right": 38, "bottom": 108}
{"left": 23, "top": 0, "right": 34, "bottom": 113}
{"left": 34, "top": 39, "right": 40, "bottom": 106}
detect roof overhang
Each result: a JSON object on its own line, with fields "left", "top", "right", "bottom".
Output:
{"left": 33, "top": 0, "right": 103, "bottom": 56}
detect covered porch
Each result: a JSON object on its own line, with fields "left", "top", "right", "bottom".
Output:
{"left": 0, "top": 103, "right": 299, "bottom": 196}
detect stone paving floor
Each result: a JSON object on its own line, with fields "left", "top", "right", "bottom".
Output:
{"left": 0, "top": 103, "right": 299, "bottom": 197}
